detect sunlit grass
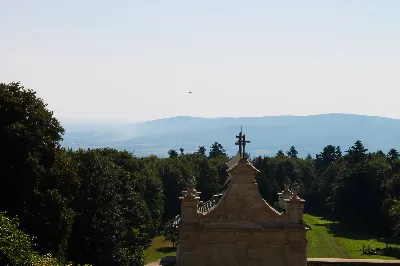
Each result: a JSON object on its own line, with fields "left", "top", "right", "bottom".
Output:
{"left": 144, "top": 236, "right": 177, "bottom": 264}
{"left": 304, "top": 214, "right": 400, "bottom": 260}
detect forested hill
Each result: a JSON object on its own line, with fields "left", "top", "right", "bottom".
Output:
{"left": 62, "top": 114, "right": 400, "bottom": 157}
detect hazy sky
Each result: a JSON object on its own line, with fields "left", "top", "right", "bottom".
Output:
{"left": 2, "top": 0, "right": 400, "bottom": 122}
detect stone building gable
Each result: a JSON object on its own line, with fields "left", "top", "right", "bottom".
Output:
{"left": 176, "top": 158, "right": 307, "bottom": 266}
{"left": 200, "top": 159, "right": 286, "bottom": 229}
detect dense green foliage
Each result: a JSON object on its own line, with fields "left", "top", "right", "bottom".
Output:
{"left": 0, "top": 212, "right": 37, "bottom": 266}
{"left": 0, "top": 82, "right": 75, "bottom": 262}
{"left": 0, "top": 212, "right": 90, "bottom": 266}
{"left": 1, "top": 82, "right": 399, "bottom": 265}
{"left": 254, "top": 144, "right": 400, "bottom": 238}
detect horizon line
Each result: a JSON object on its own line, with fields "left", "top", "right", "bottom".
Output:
{"left": 59, "top": 112, "right": 400, "bottom": 124}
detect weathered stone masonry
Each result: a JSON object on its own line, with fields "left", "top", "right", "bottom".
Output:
{"left": 176, "top": 156, "right": 308, "bottom": 266}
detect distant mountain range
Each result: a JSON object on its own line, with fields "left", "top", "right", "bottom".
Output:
{"left": 60, "top": 114, "right": 400, "bottom": 158}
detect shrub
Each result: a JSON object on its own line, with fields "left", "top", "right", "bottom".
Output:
{"left": 0, "top": 212, "right": 91, "bottom": 266}
{"left": 0, "top": 212, "right": 36, "bottom": 266}
{"left": 162, "top": 219, "right": 179, "bottom": 247}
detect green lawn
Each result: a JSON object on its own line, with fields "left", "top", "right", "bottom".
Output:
{"left": 144, "top": 215, "right": 400, "bottom": 264}
{"left": 304, "top": 214, "right": 399, "bottom": 260}
{"left": 143, "top": 236, "right": 177, "bottom": 264}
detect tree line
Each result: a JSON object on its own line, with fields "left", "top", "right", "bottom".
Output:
{"left": 1, "top": 82, "right": 399, "bottom": 266}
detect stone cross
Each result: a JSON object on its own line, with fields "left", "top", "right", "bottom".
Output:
{"left": 235, "top": 127, "right": 250, "bottom": 158}
{"left": 242, "top": 134, "right": 250, "bottom": 157}
{"left": 235, "top": 128, "right": 244, "bottom": 157}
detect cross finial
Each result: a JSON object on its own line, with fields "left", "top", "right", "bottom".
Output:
{"left": 235, "top": 127, "right": 244, "bottom": 157}
{"left": 235, "top": 127, "right": 250, "bottom": 158}
{"left": 242, "top": 134, "right": 250, "bottom": 157}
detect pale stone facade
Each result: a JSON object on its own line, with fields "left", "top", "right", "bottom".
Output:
{"left": 176, "top": 157, "right": 308, "bottom": 266}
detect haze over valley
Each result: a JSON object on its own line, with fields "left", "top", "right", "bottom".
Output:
{"left": 61, "top": 113, "right": 400, "bottom": 158}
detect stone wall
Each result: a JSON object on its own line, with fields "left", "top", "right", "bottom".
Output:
{"left": 307, "top": 258, "right": 400, "bottom": 265}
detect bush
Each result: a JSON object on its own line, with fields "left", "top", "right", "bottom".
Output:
{"left": 0, "top": 212, "right": 35, "bottom": 266}
{"left": 162, "top": 219, "right": 179, "bottom": 247}
{"left": 0, "top": 212, "right": 91, "bottom": 266}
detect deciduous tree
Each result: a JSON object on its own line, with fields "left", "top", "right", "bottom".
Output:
{"left": 0, "top": 82, "right": 75, "bottom": 259}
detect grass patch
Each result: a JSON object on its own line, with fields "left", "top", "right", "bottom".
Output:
{"left": 304, "top": 214, "right": 400, "bottom": 260}
{"left": 143, "top": 236, "right": 177, "bottom": 264}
